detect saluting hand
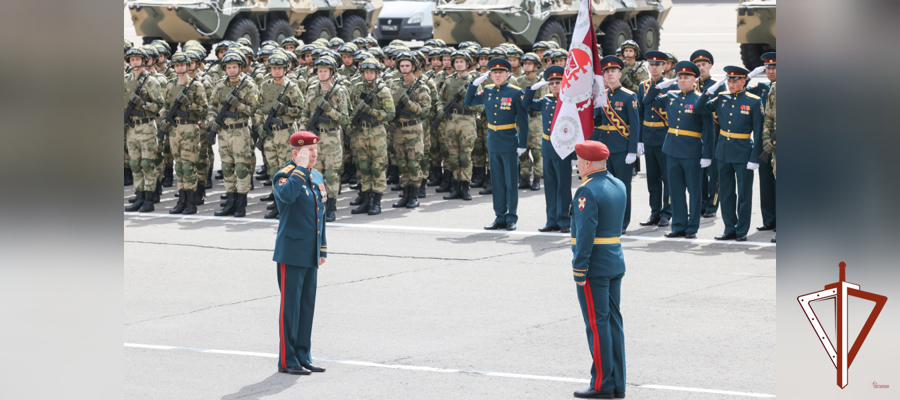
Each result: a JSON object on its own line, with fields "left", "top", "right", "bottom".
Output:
{"left": 293, "top": 147, "right": 310, "bottom": 169}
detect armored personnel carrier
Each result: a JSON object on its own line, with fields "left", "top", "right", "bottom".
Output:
{"left": 126, "top": 0, "right": 383, "bottom": 51}
{"left": 736, "top": 0, "right": 776, "bottom": 69}
{"left": 431, "top": 0, "right": 673, "bottom": 58}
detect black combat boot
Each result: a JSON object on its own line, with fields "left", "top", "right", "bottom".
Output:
{"left": 417, "top": 180, "right": 427, "bottom": 198}
{"left": 267, "top": 201, "right": 277, "bottom": 210}
{"left": 470, "top": 167, "right": 485, "bottom": 187}
{"left": 162, "top": 166, "right": 174, "bottom": 187}
{"left": 460, "top": 181, "right": 472, "bottom": 201}
{"left": 169, "top": 190, "right": 186, "bottom": 214}
{"left": 194, "top": 185, "right": 206, "bottom": 205}
{"left": 427, "top": 166, "right": 442, "bottom": 186}
{"left": 128, "top": 190, "right": 139, "bottom": 203}
{"left": 260, "top": 191, "right": 274, "bottom": 202}
{"left": 531, "top": 176, "right": 541, "bottom": 191}
{"left": 221, "top": 193, "right": 229, "bottom": 200}
{"left": 351, "top": 192, "right": 371, "bottom": 214}
{"left": 125, "top": 191, "right": 143, "bottom": 212}
{"left": 479, "top": 171, "right": 492, "bottom": 195}
{"left": 206, "top": 167, "right": 213, "bottom": 188}
{"left": 125, "top": 168, "right": 133, "bottom": 186}
{"left": 256, "top": 170, "right": 269, "bottom": 181}
{"left": 233, "top": 193, "right": 248, "bottom": 218}
{"left": 174, "top": 189, "right": 180, "bottom": 197}
{"left": 264, "top": 203, "right": 279, "bottom": 219}
{"left": 150, "top": 180, "right": 161, "bottom": 203}
{"left": 138, "top": 191, "right": 155, "bottom": 212}
{"left": 250, "top": 176, "right": 255, "bottom": 191}
{"left": 518, "top": 176, "right": 531, "bottom": 189}
{"left": 349, "top": 165, "right": 359, "bottom": 184}
{"left": 425, "top": 167, "right": 437, "bottom": 186}
{"left": 393, "top": 186, "right": 410, "bottom": 208}
{"left": 349, "top": 190, "right": 365, "bottom": 206}
{"left": 406, "top": 187, "right": 420, "bottom": 208}
{"left": 215, "top": 192, "right": 236, "bottom": 216}
{"left": 385, "top": 164, "right": 397, "bottom": 185}
{"left": 341, "top": 164, "right": 352, "bottom": 184}
{"left": 368, "top": 193, "right": 383, "bottom": 215}
{"left": 443, "top": 179, "right": 461, "bottom": 200}
{"left": 182, "top": 190, "right": 197, "bottom": 215}
{"left": 325, "top": 198, "right": 337, "bottom": 222}
{"left": 435, "top": 170, "right": 452, "bottom": 192}
{"left": 215, "top": 169, "right": 223, "bottom": 179}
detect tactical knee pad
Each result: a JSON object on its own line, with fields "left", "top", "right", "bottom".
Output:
{"left": 396, "top": 159, "right": 407, "bottom": 174}
{"left": 447, "top": 156, "right": 459, "bottom": 170}
{"left": 181, "top": 161, "right": 195, "bottom": 177}
{"left": 324, "top": 170, "right": 337, "bottom": 185}
{"left": 358, "top": 161, "right": 370, "bottom": 175}
{"left": 174, "top": 162, "right": 184, "bottom": 177}
{"left": 407, "top": 160, "right": 419, "bottom": 173}
{"left": 458, "top": 154, "right": 471, "bottom": 169}
{"left": 472, "top": 142, "right": 483, "bottom": 153}
{"left": 221, "top": 162, "right": 235, "bottom": 177}
{"left": 234, "top": 163, "right": 250, "bottom": 179}
{"left": 140, "top": 159, "right": 153, "bottom": 174}
{"left": 129, "top": 159, "right": 140, "bottom": 172}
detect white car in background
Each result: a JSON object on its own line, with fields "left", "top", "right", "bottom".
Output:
{"left": 371, "top": 0, "right": 436, "bottom": 46}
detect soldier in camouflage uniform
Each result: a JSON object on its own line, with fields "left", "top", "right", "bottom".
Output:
{"left": 139, "top": 45, "right": 168, "bottom": 204}
{"left": 255, "top": 54, "right": 306, "bottom": 219}
{"left": 437, "top": 51, "right": 481, "bottom": 201}
{"left": 762, "top": 82, "right": 776, "bottom": 194}
{"left": 207, "top": 51, "right": 259, "bottom": 218}
{"left": 337, "top": 43, "right": 359, "bottom": 78}
{"left": 663, "top": 52, "right": 678, "bottom": 80}
{"left": 159, "top": 52, "right": 208, "bottom": 215}
{"left": 516, "top": 52, "right": 544, "bottom": 191}
{"left": 124, "top": 47, "right": 165, "bottom": 213}
{"left": 389, "top": 51, "right": 432, "bottom": 208}
{"left": 299, "top": 55, "right": 350, "bottom": 222}
{"left": 184, "top": 49, "right": 215, "bottom": 205}
{"left": 620, "top": 40, "right": 649, "bottom": 93}
{"left": 349, "top": 58, "right": 395, "bottom": 216}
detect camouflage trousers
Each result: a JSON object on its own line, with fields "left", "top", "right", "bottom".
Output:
{"left": 391, "top": 120, "right": 425, "bottom": 187}
{"left": 163, "top": 134, "right": 174, "bottom": 169}
{"left": 355, "top": 124, "right": 388, "bottom": 194}
{"left": 125, "top": 122, "right": 160, "bottom": 191}
{"left": 473, "top": 116, "right": 488, "bottom": 168}
{"left": 196, "top": 139, "right": 213, "bottom": 187}
{"left": 421, "top": 119, "right": 432, "bottom": 177}
{"left": 170, "top": 123, "right": 201, "bottom": 191}
{"left": 428, "top": 118, "right": 442, "bottom": 168}
{"left": 264, "top": 125, "right": 295, "bottom": 180}
{"left": 313, "top": 126, "right": 344, "bottom": 199}
{"left": 342, "top": 127, "right": 354, "bottom": 167}
{"left": 518, "top": 115, "right": 543, "bottom": 179}
{"left": 444, "top": 115, "right": 477, "bottom": 182}
{"left": 217, "top": 126, "right": 254, "bottom": 194}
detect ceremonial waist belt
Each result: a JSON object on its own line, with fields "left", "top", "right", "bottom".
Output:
{"left": 643, "top": 121, "right": 667, "bottom": 128}
{"left": 175, "top": 118, "right": 197, "bottom": 125}
{"left": 488, "top": 123, "right": 516, "bottom": 131}
{"left": 224, "top": 122, "right": 248, "bottom": 130}
{"left": 395, "top": 118, "right": 421, "bottom": 128}
{"left": 571, "top": 237, "right": 621, "bottom": 245}
{"left": 595, "top": 125, "right": 615, "bottom": 131}
{"left": 542, "top": 133, "right": 551, "bottom": 140}
{"left": 719, "top": 129, "right": 751, "bottom": 139}
{"left": 668, "top": 128, "right": 702, "bottom": 138}
{"left": 131, "top": 118, "right": 153, "bottom": 125}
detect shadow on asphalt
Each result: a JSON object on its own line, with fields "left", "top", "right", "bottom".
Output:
{"left": 220, "top": 372, "right": 300, "bottom": 400}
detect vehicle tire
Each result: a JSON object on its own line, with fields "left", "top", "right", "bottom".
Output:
{"left": 303, "top": 16, "right": 337, "bottom": 44}
{"left": 632, "top": 15, "right": 660, "bottom": 59}
{"left": 740, "top": 43, "right": 773, "bottom": 70}
{"left": 224, "top": 18, "right": 261, "bottom": 51}
{"left": 339, "top": 15, "right": 368, "bottom": 42}
{"left": 262, "top": 19, "right": 294, "bottom": 46}
{"left": 600, "top": 19, "right": 631, "bottom": 56}
{"left": 535, "top": 21, "right": 568, "bottom": 50}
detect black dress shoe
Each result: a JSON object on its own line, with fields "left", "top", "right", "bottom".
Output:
{"left": 300, "top": 363, "right": 325, "bottom": 372}
{"left": 735, "top": 235, "right": 748, "bottom": 241}
{"left": 506, "top": 222, "right": 517, "bottom": 231}
{"left": 638, "top": 216, "right": 660, "bottom": 226}
{"left": 560, "top": 226, "right": 570, "bottom": 233}
{"left": 665, "top": 231, "right": 685, "bottom": 238}
{"left": 715, "top": 233, "right": 737, "bottom": 241}
{"left": 771, "top": 235, "right": 776, "bottom": 243}
{"left": 657, "top": 216, "right": 669, "bottom": 227}
{"left": 756, "top": 223, "right": 776, "bottom": 231}
{"left": 701, "top": 211, "right": 716, "bottom": 218}
{"left": 621, "top": 228, "right": 626, "bottom": 235}
{"left": 685, "top": 232, "right": 697, "bottom": 239}
{"left": 614, "top": 392, "right": 626, "bottom": 399}
{"left": 573, "top": 388, "right": 614, "bottom": 399}
{"left": 277, "top": 366, "right": 311, "bottom": 375}
{"left": 484, "top": 221, "right": 505, "bottom": 230}
{"left": 538, "top": 225, "right": 560, "bottom": 232}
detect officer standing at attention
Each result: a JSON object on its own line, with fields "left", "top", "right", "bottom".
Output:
{"left": 748, "top": 52, "right": 776, "bottom": 233}
{"left": 637, "top": 51, "right": 674, "bottom": 228}
{"left": 592, "top": 56, "right": 640, "bottom": 234}
{"left": 523, "top": 66, "right": 575, "bottom": 233}
{"left": 643, "top": 61, "right": 715, "bottom": 239}
{"left": 696, "top": 66, "right": 764, "bottom": 241}
{"left": 690, "top": 50, "right": 723, "bottom": 218}
{"left": 570, "top": 141, "right": 627, "bottom": 399}
{"left": 124, "top": 46, "right": 165, "bottom": 213}
{"left": 465, "top": 58, "right": 529, "bottom": 231}
{"left": 272, "top": 131, "right": 328, "bottom": 376}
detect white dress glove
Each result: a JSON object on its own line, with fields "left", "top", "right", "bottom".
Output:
{"left": 625, "top": 153, "right": 637, "bottom": 164}
{"left": 637, "top": 143, "right": 645, "bottom": 156}
{"left": 747, "top": 65, "right": 767, "bottom": 80}
{"left": 517, "top": 147, "right": 527, "bottom": 156}
{"left": 531, "top": 80, "right": 550, "bottom": 90}
{"left": 473, "top": 72, "right": 489, "bottom": 86}
{"left": 746, "top": 162, "right": 759, "bottom": 170}
{"left": 707, "top": 79, "right": 726, "bottom": 95}
{"left": 657, "top": 78, "right": 677, "bottom": 89}
{"left": 700, "top": 158, "right": 711, "bottom": 168}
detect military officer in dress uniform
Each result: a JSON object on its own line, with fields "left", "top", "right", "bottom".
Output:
{"left": 637, "top": 51, "right": 674, "bottom": 228}
{"left": 592, "top": 56, "right": 641, "bottom": 234}
{"left": 643, "top": 61, "right": 716, "bottom": 238}
{"left": 272, "top": 131, "right": 328, "bottom": 376}
{"left": 465, "top": 58, "right": 530, "bottom": 231}
{"left": 690, "top": 50, "right": 724, "bottom": 218}
{"left": 748, "top": 52, "right": 776, "bottom": 233}
{"left": 570, "top": 141, "right": 627, "bottom": 399}
{"left": 696, "top": 66, "right": 764, "bottom": 241}
{"left": 523, "top": 66, "right": 575, "bottom": 233}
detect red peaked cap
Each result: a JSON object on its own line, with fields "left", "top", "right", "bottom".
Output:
{"left": 290, "top": 131, "right": 319, "bottom": 146}
{"left": 575, "top": 141, "right": 609, "bottom": 162}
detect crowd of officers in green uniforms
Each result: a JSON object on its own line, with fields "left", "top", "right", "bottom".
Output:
{"left": 124, "top": 35, "right": 775, "bottom": 239}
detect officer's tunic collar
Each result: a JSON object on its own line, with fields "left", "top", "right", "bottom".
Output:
{"left": 581, "top": 169, "right": 608, "bottom": 182}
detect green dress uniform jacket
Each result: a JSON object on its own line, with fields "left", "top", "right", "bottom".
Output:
{"left": 272, "top": 161, "right": 328, "bottom": 267}
{"left": 571, "top": 170, "right": 627, "bottom": 282}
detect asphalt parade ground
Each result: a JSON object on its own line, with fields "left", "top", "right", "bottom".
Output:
{"left": 124, "top": 2, "right": 775, "bottom": 399}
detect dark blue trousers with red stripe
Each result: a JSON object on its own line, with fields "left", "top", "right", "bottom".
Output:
{"left": 576, "top": 274, "right": 625, "bottom": 393}
{"left": 277, "top": 263, "right": 318, "bottom": 368}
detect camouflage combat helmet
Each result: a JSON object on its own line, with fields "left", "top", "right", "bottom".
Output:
{"left": 396, "top": 51, "right": 419, "bottom": 71}
{"left": 620, "top": 40, "right": 640, "bottom": 58}
{"left": 353, "top": 50, "right": 373, "bottom": 65}
{"left": 257, "top": 48, "right": 273, "bottom": 62}
{"left": 338, "top": 43, "right": 359, "bottom": 55}
{"left": 505, "top": 46, "right": 524, "bottom": 60}
{"left": 260, "top": 40, "right": 278, "bottom": 49}
{"left": 238, "top": 46, "right": 254, "bottom": 62}
{"left": 281, "top": 37, "right": 300, "bottom": 49}
{"left": 532, "top": 41, "right": 549, "bottom": 52}
{"left": 615, "top": 47, "right": 623, "bottom": 57}
{"left": 184, "top": 40, "right": 201, "bottom": 49}
{"left": 314, "top": 55, "right": 338, "bottom": 72}
{"left": 466, "top": 42, "right": 482, "bottom": 52}
{"left": 310, "top": 47, "right": 327, "bottom": 62}
{"left": 546, "top": 41, "right": 560, "bottom": 49}
{"left": 221, "top": 51, "right": 246, "bottom": 68}
{"left": 365, "top": 37, "right": 378, "bottom": 49}
{"left": 476, "top": 47, "right": 492, "bottom": 60}
{"left": 328, "top": 37, "right": 345, "bottom": 48}
{"left": 437, "top": 47, "right": 453, "bottom": 58}
{"left": 389, "top": 39, "right": 405, "bottom": 47}
{"left": 358, "top": 57, "right": 381, "bottom": 75}
{"left": 489, "top": 47, "right": 508, "bottom": 60}
{"left": 450, "top": 50, "right": 473, "bottom": 68}
{"left": 666, "top": 52, "right": 678, "bottom": 63}
{"left": 125, "top": 47, "right": 148, "bottom": 64}
{"left": 184, "top": 50, "right": 204, "bottom": 67}
{"left": 424, "top": 39, "right": 441, "bottom": 48}
{"left": 124, "top": 39, "right": 133, "bottom": 52}
{"left": 427, "top": 47, "right": 443, "bottom": 60}
{"left": 413, "top": 50, "right": 427, "bottom": 68}
{"left": 236, "top": 38, "right": 253, "bottom": 48}
{"left": 267, "top": 53, "right": 290, "bottom": 69}
{"left": 550, "top": 49, "right": 568, "bottom": 62}
{"left": 298, "top": 44, "right": 316, "bottom": 57}
{"left": 521, "top": 52, "right": 541, "bottom": 67}
{"left": 369, "top": 48, "right": 385, "bottom": 61}
{"left": 285, "top": 52, "right": 299, "bottom": 69}
{"left": 351, "top": 38, "right": 368, "bottom": 49}
{"left": 151, "top": 40, "right": 171, "bottom": 57}
{"left": 213, "top": 41, "right": 231, "bottom": 57}
{"left": 170, "top": 52, "right": 190, "bottom": 66}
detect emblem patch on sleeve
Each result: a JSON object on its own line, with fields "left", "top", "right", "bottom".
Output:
{"left": 578, "top": 197, "right": 586, "bottom": 211}
{"left": 278, "top": 177, "right": 288, "bottom": 185}
{"left": 633, "top": 100, "right": 638, "bottom": 109}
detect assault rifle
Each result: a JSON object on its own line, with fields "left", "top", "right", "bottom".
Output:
{"left": 255, "top": 81, "right": 291, "bottom": 151}
{"left": 305, "top": 76, "right": 344, "bottom": 136}
{"left": 124, "top": 72, "right": 150, "bottom": 128}
{"left": 206, "top": 74, "right": 248, "bottom": 144}
{"left": 430, "top": 72, "right": 485, "bottom": 129}
{"left": 350, "top": 80, "right": 385, "bottom": 130}
{"left": 395, "top": 70, "right": 434, "bottom": 119}
{"left": 158, "top": 74, "right": 199, "bottom": 139}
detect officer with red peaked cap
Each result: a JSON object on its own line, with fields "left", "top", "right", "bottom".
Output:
{"left": 271, "top": 131, "right": 328, "bottom": 375}
{"left": 570, "top": 140, "right": 627, "bottom": 399}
